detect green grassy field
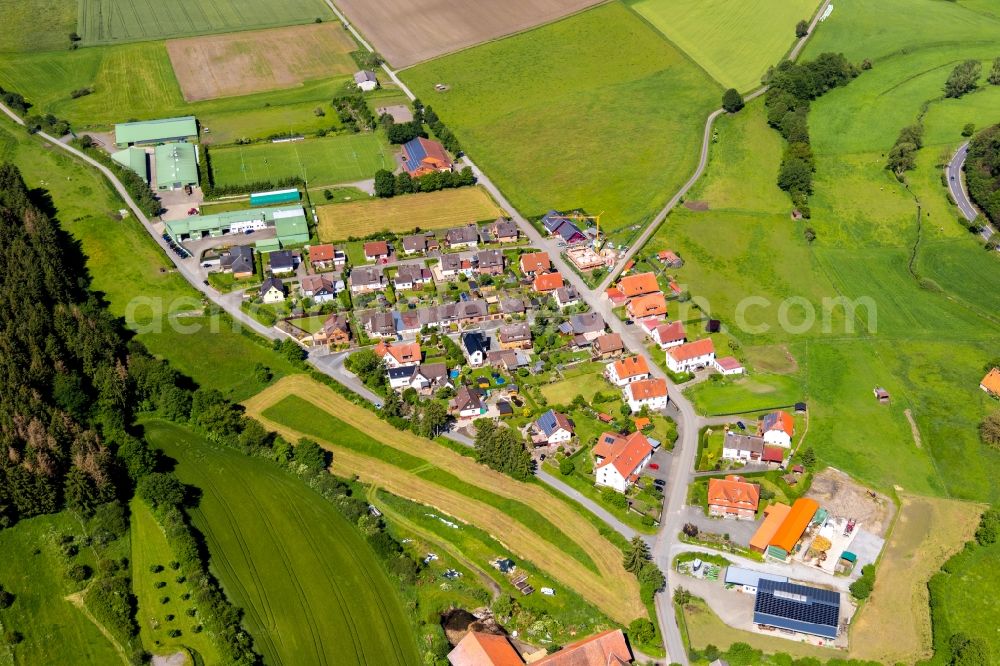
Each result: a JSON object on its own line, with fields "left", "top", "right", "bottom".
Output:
{"left": 539, "top": 363, "right": 611, "bottom": 405}
{"left": 0, "top": 42, "right": 350, "bottom": 139}
{"left": 401, "top": 2, "right": 720, "bottom": 242}
{"left": 627, "top": 0, "right": 820, "bottom": 91}
{"left": 210, "top": 134, "right": 393, "bottom": 188}
{"left": 145, "top": 419, "right": 421, "bottom": 666}
{"left": 0, "top": 512, "right": 124, "bottom": 665}
{"left": 130, "top": 499, "right": 219, "bottom": 662}
{"left": 78, "top": 0, "right": 333, "bottom": 45}
{"left": 0, "top": 0, "right": 77, "bottom": 52}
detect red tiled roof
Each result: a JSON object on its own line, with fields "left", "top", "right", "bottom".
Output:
{"left": 519, "top": 251, "right": 551, "bottom": 273}
{"left": 707, "top": 475, "right": 760, "bottom": 512}
{"left": 715, "top": 356, "right": 743, "bottom": 371}
{"left": 535, "top": 628, "right": 632, "bottom": 665}
{"left": 982, "top": 368, "right": 1000, "bottom": 395}
{"left": 618, "top": 272, "right": 659, "bottom": 298}
{"left": 375, "top": 341, "right": 421, "bottom": 364}
{"left": 594, "top": 431, "right": 653, "bottom": 479}
{"left": 762, "top": 446, "right": 785, "bottom": 463}
{"left": 627, "top": 292, "right": 667, "bottom": 318}
{"left": 364, "top": 240, "right": 389, "bottom": 256}
{"left": 448, "top": 631, "right": 521, "bottom": 666}
{"left": 611, "top": 355, "right": 650, "bottom": 380}
{"left": 594, "top": 333, "right": 623, "bottom": 353}
{"left": 667, "top": 338, "right": 715, "bottom": 362}
{"left": 533, "top": 271, "right": 564, "bottom": 292}
{"left": 627, "top": 378, "right": 667, "bottom": 401}
{"left": 655, "top": 321, "right": 686, "bottom": 343}
{"left": 310, "top": 244, "right": 336, "bottom": 262}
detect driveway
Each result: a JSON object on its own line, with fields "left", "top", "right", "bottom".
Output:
{"left": 678, "top": 505, "right": 762, "bottom": 547}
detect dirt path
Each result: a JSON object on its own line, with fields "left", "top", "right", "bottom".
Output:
{"left": 904, "top": 409, "right": 923, "bottom": 448}
{"left": 64, "top": 591, "right": 131, "bottom": 666}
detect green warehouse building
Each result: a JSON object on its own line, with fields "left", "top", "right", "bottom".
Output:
{"left": 154, "top": 142, "right": 198, "bottom": 191}
{"left": 111, "top": 147, "right": 149, "bottom": 183}
{"left": 114, "top": 116, "right": 198, "bottom": 147}
{"left": 166, "top": 205, "right": 310, "bottom": 251}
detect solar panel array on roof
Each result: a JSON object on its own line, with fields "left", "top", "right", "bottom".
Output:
{"left": 753, "top": 579, "right": 840, "bottom": 639}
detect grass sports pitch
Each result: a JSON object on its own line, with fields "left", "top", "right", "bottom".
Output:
{"left": 78, "top": 0, "right": 333, "bottom": 45}
{"left": 147, "top": 419, "right": 421, "bottom": 666}
{"left": 316, "top": 187, "right": 503, "bottom": 241}
{"left": 627, "top": 0, "right": 821, "bottom": 92}
{"left": 209, "top": 134, "right": 394, "bottom": 188}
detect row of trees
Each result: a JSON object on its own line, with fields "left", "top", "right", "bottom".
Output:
{"left": 473, "top": 419, "right": 534, "bottom": 481}
{"left": 965, "top": 123, "right": 1000, "bottom": 226}
{"left": 763, "top": 53, "right": 859, "bottom": 216}
{"left": 374, "top": 165, "right": 476, "bottom": 198}
{"left": 944, "top": 57, "right": 1000, "bottom": 98}
{"left": 886, "top": 123, "right": 924, "bottom": 176}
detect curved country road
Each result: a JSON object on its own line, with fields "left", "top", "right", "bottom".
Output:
{"left": 946, "top": 142, "right": 994, "bottom": 241}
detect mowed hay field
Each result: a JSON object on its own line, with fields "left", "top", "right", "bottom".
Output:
{"left": 849, "top": 495, "right": 983, "bottom": 663}
{"left": 78, "top": 0, "right": 333, "bottom": 45}
{"left": 402, "top": 3, "right": 720, "bottom": 241}
{"left": 316, "top": 187, "right": 503, "bottom": 240}
{"left": 243, "top": 375, "right": 645, "bottom": 623}
{"left": 146, "top": 419, "right": 421, "bottom": 666}
{"left": 209, "top": 134, "right": 393, "bottom": 188}
{"left": 0, "top": 0, "right": 76, "bottom": 52}
{"left": 627, "top": 0, "right": 821, "bottom": 91}
{"left": 336, "top": 0, "right": 602, "bottom": 68}
{"left": 167, "top": 23, "right": 357, "bottom": 101}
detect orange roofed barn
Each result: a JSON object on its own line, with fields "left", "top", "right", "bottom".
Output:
{"left": 981, "top": 368, "right": 1000, "bottom": 396}
{"left": 768, "top": 497, "right": 819, "bottom": 559}
{"left": 618, "top": 272, "right": 660, "bottom": 298}
{"left": 448, "top": 629, "right": 631, "bottom": 666}
{"left": 750, "top": 502, "right": 791, "bottom": 552}
{"left": 707, "top": 475, "right": 760, "bottom": 520}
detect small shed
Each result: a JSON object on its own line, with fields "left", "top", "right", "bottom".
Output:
{"left": 873, "top": 387, "right": 890, "bottom": 404}
{"left": 794, "top": 402, "right": 807, "bottom": 413}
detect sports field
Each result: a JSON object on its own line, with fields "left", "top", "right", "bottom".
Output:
{"left": 167, "top": 24, "right": 357, "bottom": 101}
{"left": 78, "top": 0, "right": 333, "bottom": 45}
{"left": 316, "top": 187, "right": 502, "bottom": 240}
{"left": 130, "top": 499, "right": 220, "bottom": 662}
{"left": 628, "top": 0, "right": 820, "bottom": 91}
{"left": 0, "top": 0, "right": 76, "bottom": 52}
{"left": 402, "top": 2, "right": 720, "bottom": 241}
{"left": 146, "top": 419, "right": 421, "bottom": 666}
{"left": 243, "top": 374, "right": 645, "bottom": 623}
{"left": 210, "top": 134, "right": 393, "bottom": 188}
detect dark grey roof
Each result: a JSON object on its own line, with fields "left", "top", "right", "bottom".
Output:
{"left": 462, "top": 331, "right": 489, "bottom": 356}
{"left": 221, "top": 245, "right": 254, "bottom": 273}
{"left": 395, "top": 264, "right": 430, "bottom": 284}
{"left": 270, "top": 250, "right": 295, "bottom": 270}
{"left": 492, "top": 219, "right": 518, "bottom": 238}
{"left": 555, "top": 285, "right": 579, "bottom": 303}
{"left": 261, "top": 277, "right": 284, "bottom": 293}
{"left": 402, "top": 234, "right": 428, "bottom": 252}
{"left": 445, "top": 224, "right": 480, "bottom": 245}
{"left": 350, "top": 265, "right": 384, "bottom": 286}
{"left": 388, "top": 366, "right": 417, "bottom": 380}
{"left": 571, "top": 312, "right": 605, "bottom": 334}
{"left": 753, "top": 580, "right": 840, "bottom": 639}
{"left": 354, "top": 70, "right": 377, "bottom": 84}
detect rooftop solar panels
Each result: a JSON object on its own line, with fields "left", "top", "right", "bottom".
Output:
{"left": 753, "top": 579, "right": 840, "bottom": 639}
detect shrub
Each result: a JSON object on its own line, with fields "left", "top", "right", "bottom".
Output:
{"left": 160, "top": 596, "right": 170, "bottom": 604}
{"left": 4, "top": 631, "right": 23, "bottom": 645}
{"left": 67, "top": 564, "right": 92, "bottom": 582}
{"left": 0, "top": 590, "right": 14, "bottom": 609}
{"left": 558, "top": 459, "right": 575, "bottom": 476}
{"left": 154, "top": 581, "right": 166, "bottom": 589}
{"left": 168, "top": 629, "right": 182, "bottom": 638}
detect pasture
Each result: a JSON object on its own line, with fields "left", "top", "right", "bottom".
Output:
{"left": 402, "top": 2, "right": 720, "bottom": 241}
{"left": 0, "top": 0, "right": 76, "bottom": 52}
{"left": 0, "top": 513, "right": 123, "bottom": 665}
{"left": 931, "top": 529, "right": 1000, "bottom": 656}
{"left": 145, "top": 419, "right": 421, "bottom": 666}
{"left": 627, "top": 0, "right": 820, "bottom": 92}
{"left": 78, "top": 0, "right": 333, "bottom": 45}
{"left": 130, "top": 499, "right": 219, "bottom": 662}
{"left": 336, "top": 0, "right": 602, "bottom": 67}
{"left": 243, "top": 374, "right": 645, "bottom": 623}
{"left": 167, "top": 24, "right": 357, "bottom": 102}
{"left": 316, "top": 187, "right": 502, "bottom": 240}
{"left": 209, "top": 134, "right": 393, "bottom": 188}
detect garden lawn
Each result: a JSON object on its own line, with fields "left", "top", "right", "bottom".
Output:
{"left": 0, "top": 513, "right": 123, "bottom": 665}
{"left": 687, "top": 374, "right": 803, "bottom": 416}
{"left": 145, "top": 419, "right": 421, "bottom": 666}
{"left": 130, "top": 499, "right": 219, "bottom": 662}
{"left": 209, "top": 134, "right": 394, "bottom": 189}
{"left": 317, "top": 187, "right": 503, "bottom": 241}
{"left": 539, "top": 363, "right": 611, "bottom": 405}
{"left": 627, "top": 0, "right": 821, "bottom": 92}
{"left": 401, "top": 2, "right": 720, "bottom": 242}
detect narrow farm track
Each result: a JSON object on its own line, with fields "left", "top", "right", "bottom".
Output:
{"left": 243, "top": 376, "right": 644, "bottom": 623}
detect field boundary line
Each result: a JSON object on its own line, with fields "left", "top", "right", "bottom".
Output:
{"left": 64, "top": 591, "right": 131, "bottom": 666}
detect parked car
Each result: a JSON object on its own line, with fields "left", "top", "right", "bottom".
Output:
{"left": 736, "top": 421, "right": 746, "bottom": 430}
{"left": 653, "top": 479, "right": 666, "bottom": 487}
{"left": 649, "top": 462, "right": 660, "bottom": 470}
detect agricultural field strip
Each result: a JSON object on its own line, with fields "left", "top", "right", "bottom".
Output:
{"left": 242, "top": 375, "right": 643, "bottom": 623}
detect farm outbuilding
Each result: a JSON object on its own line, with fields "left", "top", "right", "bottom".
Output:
{"left": 166, "top": 205, "right": 308, "bottom": 246}
{"left": 753, "top": 579, "right": 840, "bottom": 639}
{"left": 250, "top": 188, "right": 301, "bottom": 206}
{"left": 111, "top": 147, "right": 149, "bottom": 183}
{"left": 766, "top": 497, "right": 819, "bottom": 560}
{"left": 114, "top": 116, "right": 197, "bottom": 147}
{"left": 154, "top": 142, "right": 198, "bottom": 190}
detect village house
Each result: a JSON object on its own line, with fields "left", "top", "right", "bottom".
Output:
{"left": 593, "top": 431, "right": 654, "bottom": 493}
{"left": 462, "top": 331, "right": 489, "bottom": 367}
{"left": 450, "top": 385, "right": 485, "bottom": 418}
{"left": 362, "top": 311, "right": 396, "bottom": 338}
{"left": 393, "top": 310, "right": 421, "bottom": 338}
{"left": 410, "top": 363, "right": 452, "bottom": 393}
{"left": 530, "top": 409, "right": 575, "bottom": 445}
{"left": 519, "top": 251, "right": 551, "bottom": 275}
{"left": 269, "top": 250, "right": 296, "bottom": 275}
{"left": 651, "top": 321, "right": 686, "bottom": 349}
{"left": 401, "top": 233, "right": 437, "bottom": 255}
{"left": 605, "top": 355, "right": 651, "bottom": 387}
{"left": 500, "top": 297, "right": 525, "bottom": 316}
{"left": 758, "top": 410, "right": 795, "bottom": 448}
{"left": 497, "top": 323, "right": 532, "bottom": 350}
{"left": 349, "top": 265, "right": 385, "bottom": 293}
{"left": 394, "top": 264, "right": 432, "bottom": 290}
{"left": 455, "top": 300, "right": 490, "bottom": 326}
{"left": 299, "top": 274, "right": 341, "bottom": 303}
{"left": 308, "top": 244, "right": 345, "bottom": 270}
{"left": 665, "top": 338, "right": 715, "bottom": 373}
{"left": 363, "top": 240, "right": 390, "bottom": 262}
{"left": 571, "top": 312, "right": 605, "bottom": 341}
{"left": 624, "top": 377, "right": 668, "bottom": 413}
{"left": 592, "top": 333, "right": 624, "bottom": 359}
{"left": 533, "top": 271, "right": 564, "bottom": 293}
{"left": 476, "top": 249, "right": 505, "bottom": 275}
{"left": 487, "top": 349, "right": 529, "bottom": 372}
{"left": 618, "top": 272, "right": 660, "bottom": 298}
{"left": 714, "top": 356, "right": 745, "bottom": 376}
{"left": 488, "top": 218, "right": 519, "bottom": 243}
{"left": 448, "top": 628, "right": 632, "bottom": 666}
{"left": 260, "top": 277, "right": 285, "bottom": 304}
{"left": 401, "top": 136, "right": 453, "bottom": 177}
{"left": 354, "top": 70, "right": 378, "bottom": 91}
{"left": 220, "top": 245, "right": 254, "bottom": 278}
{"left": 981, "top": 367, "right": 1000, "bottom": 396}
{"left": 541, "top": 210, "right": 586, "bottom": 244}
{"left": 387, "top": 366, "right": 418, "bottom": 390}
{"left": 722, "top": 431, "right": 765, "bottom": 462}
{"left": 313, "top": 313, "right": 351, "bottom": 346}
{"left": 657, "top": 249, "right": 684, "bottom": 267}
{"left": 627, "top": 292, "right": 667, "bottom": 319}
{"left": 375, "top": 341, "right": 422, "bottom": 368}
{"left": 707, "top": 475, "right": 761, "bottom": 520}
{"left": 445, "top": 224, "right": 480, "bottom": 249}
{"left": 554, "top": 285, "right": 580, "bottom": 309}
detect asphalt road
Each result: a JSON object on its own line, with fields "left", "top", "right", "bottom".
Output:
{"left": 947, "top": 142, "right": 994, "bottom": 241}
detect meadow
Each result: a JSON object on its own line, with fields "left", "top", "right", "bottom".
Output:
{"left": 146, "top": 419, "right": 421, "bottom": 666}
{"left": 627, "top": 0, "right": 820, "bottom": 92}
{"left": 78, "top": 0, "right": 333, "bottom": 45}
{"left": 0, "top": 0, "right": 77, "bottom": 52}
{"left": 401, "top": 2, "right": 720, "bottom": 242}
{"left": 316, "top": 187, "right": 503, "bottom": 240}
{"left": 0, "top": 512, "right": 123, "bottom": 665}
{"left": 209, "top": 134, "right": 394, "bottom": 188}
{"left": 244, "top": 374, "right": 645, "bottom": 623}
{"left": 130, "top": 499, "right": 219, "bottom": 662}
